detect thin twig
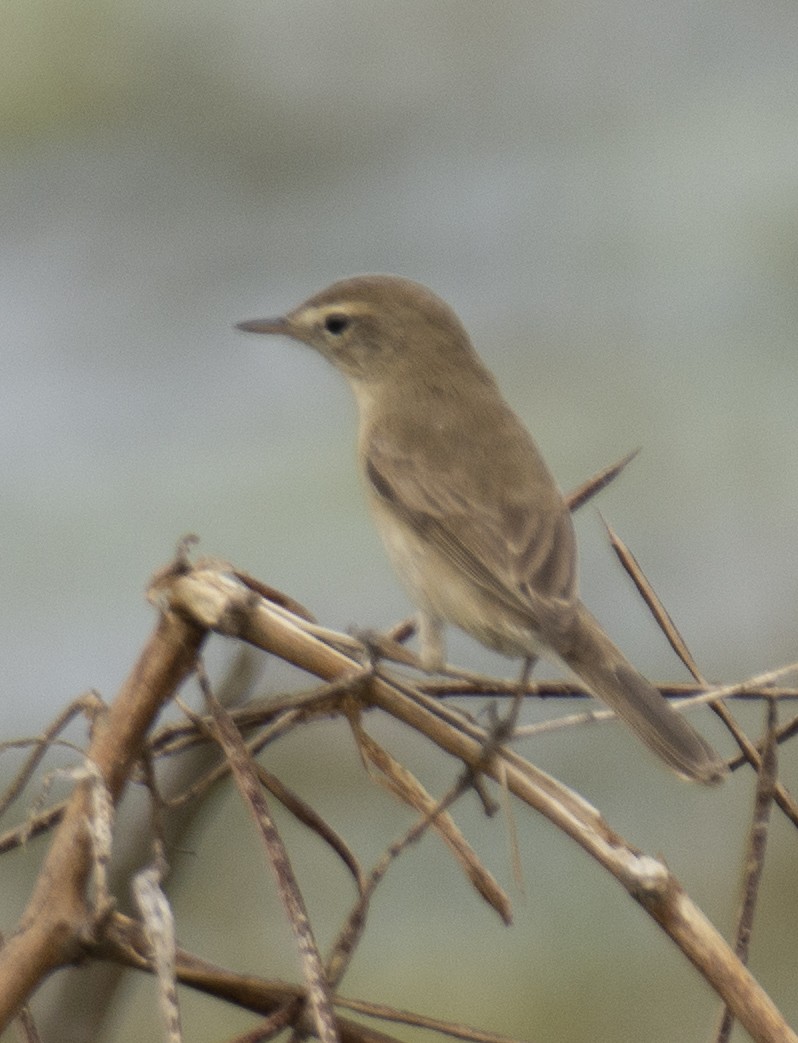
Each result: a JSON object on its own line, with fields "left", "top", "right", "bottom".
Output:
{"left": 715, "top": 698, "right": 779, "bottom": 1043}
{"left": 418, "top": 676, "right": 798, "bottom": 701}
{"left": 191, "top": 663, "right": 340, "bottom": 1043}
{"left": 565, "top": 448, "right": 641, "bottom": 512}
{"left": 325, "top": 768, "right": 475, "bottom": 990}
{"left": 254, "top": 762, "right": 366, "bottom": 892}
{"left": 101, "top": 911, "right": 407, "bottom": 1043}
{"left": 224, "top": 1002, "right": 302, "bottom": 1043}
{"left": 349, "top": 717, "right": 512, "bottom": 924}
{"left": 603, "top": 520, "right": 798, "bottom": 823}
{"left": 0, "top": 692, "right": 104, "bottom": 820}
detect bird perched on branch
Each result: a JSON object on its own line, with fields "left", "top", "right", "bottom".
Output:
{"left": 238, "top": 275, "right": 724, "bottom": 784}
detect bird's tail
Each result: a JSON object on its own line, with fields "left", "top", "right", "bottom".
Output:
{"left": 559, "top": 604, "right": 725, "bottom": 784}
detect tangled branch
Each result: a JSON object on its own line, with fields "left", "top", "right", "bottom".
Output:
{"left": 0, "top": 538, "right": 796, "bottom": 1042}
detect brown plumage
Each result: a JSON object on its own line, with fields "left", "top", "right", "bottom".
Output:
{"left": 238, "top": 275, "right": 724, "bottom": 784}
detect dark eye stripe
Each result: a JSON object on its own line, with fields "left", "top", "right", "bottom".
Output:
{"left": 324, "top": 313, "right": 350, "bottom": 335}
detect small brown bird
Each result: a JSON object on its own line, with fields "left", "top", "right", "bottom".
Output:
{"left": 238, "top": 275, "right": 724, "bottom": 784}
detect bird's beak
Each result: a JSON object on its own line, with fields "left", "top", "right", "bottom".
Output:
{"left": 235, "top": 316, "right": 290, "bottom": 335}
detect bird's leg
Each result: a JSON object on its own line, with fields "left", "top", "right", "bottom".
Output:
{"left": 351, "top": 625, "right": 421, "bottom": 670}
{"left": 417, "top": 611, "right": 446, "bottom": 672}
{"left": 490, "top": 655, "right": 537, "bottom": 747}
{"left": 463, "top": 655, "right": 536, "bottom": 815}
{"left": 353, "top": 611, "right": 445, "bottom": 674}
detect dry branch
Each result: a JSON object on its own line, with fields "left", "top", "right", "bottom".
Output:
{"left": 0, "top": 552, "right": 796, "bottom": 1043}
{"left": 0, "top": 609, "right": 205, "bottom": 1028}
{"left": 152, "top": 559, "right": 795, "bottom": 1043}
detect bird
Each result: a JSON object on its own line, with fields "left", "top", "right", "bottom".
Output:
{"left": 237, "top": 275, "right": 724, "bottom": 784}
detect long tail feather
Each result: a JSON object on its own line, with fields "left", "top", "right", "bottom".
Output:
{"left": 560, "top": 604, "right": 725, "bottom": 784}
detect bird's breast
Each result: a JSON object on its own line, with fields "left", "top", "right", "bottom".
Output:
{"left": 366, "top": 491, "right": 546, "bottom": 659}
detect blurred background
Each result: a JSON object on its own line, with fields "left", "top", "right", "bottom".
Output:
{"left": 2, "top": 1, "right": 798, "bottom": 1040}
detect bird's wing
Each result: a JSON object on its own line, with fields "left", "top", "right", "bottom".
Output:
{"left": 364, "top": 427, "right": 578, "bottom": 631}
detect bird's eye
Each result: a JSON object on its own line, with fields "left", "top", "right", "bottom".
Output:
{"left": 324, "top": 313, "right": 350, "bottom": 335}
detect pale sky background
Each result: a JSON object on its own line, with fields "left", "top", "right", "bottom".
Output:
{"left": 2, "top": 3, "right": 798, "bottom": 1041}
